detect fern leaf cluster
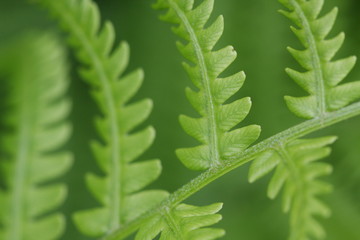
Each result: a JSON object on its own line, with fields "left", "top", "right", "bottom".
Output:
{"left": 136, "top": 203, "right": 224, "bottom": 240}
{"left": 37, "top": 0, "right": 168, "bottom": 237}
{"left": 1, "top": 0, "right": 357, "bottom": 239}
{"left": 0, "top": 33, "right": 72, "bottom": 240}
{"left": 249, "top": 136, "right": 336, "bottom": 239}
{"left": 154, "top": 0, "right": 261, "bottom": 171}
{"left": 280, "top": 0, "right": 360, "bottom": 119}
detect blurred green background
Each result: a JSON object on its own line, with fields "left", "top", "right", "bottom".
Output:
{"left": 0, "top": 0, "right": 359, "bottom": 239}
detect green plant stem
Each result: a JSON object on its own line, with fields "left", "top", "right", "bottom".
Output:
{"left": 103, "top": 101, "right": 360, "bottom": 240}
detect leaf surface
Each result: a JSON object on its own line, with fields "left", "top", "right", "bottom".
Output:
{"left": 249, "top": 136, "right": 336, "bottom": 240}
{"left": 0, "top": 33, "right": 72, "bottom": 240}
{"left": 37, "top": 0, "right": 168, "bottom": 237}
{"left": 154, "top": 0, "right": 261, "bottom": 171}
{"left": 136, "top": 203, "right": 224, "bottom": 240}
{"left": 280, "top": 0, "right": 360, "bottom": 118}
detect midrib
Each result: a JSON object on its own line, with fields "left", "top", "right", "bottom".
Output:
{"left": 169, "top": 0, "right": 221, "bottom": 166}
{"left": 291, "top": 0, "right": 327, "bottom": 117}
{"left": 277, "top": 146, "right": 308, "bottom": 240}
{"left": 163, "top": 209, "right": 184, "bottom": 239}
{"left": 9, "top": 80, "right": 34, "bottom": 240}
{"left": 52, "top": 2, "right": 123, "bottom": 231}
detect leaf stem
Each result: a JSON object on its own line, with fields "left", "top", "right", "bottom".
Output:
{"left": 103, "top": 101, "right": 360, "bottom": 239}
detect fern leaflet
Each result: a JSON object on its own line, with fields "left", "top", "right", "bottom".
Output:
{"left": 0, "top": 33, "right": 72, "bottom": 240}
{"left": 135, "top": 203, "right": 224, "bottom": 240}
{"left": 280, "top": 0, "right": 360, "bottom": 119}
{"left": 154, "top": 0, "right": 261, "bottom": 171}
{"left": 36, "top": 0, "right": 168, "bottom": 237}
{"left": 249, "top": 136, "right": 336, "bottom": 239}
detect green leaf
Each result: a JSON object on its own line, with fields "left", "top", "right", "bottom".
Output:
{"left": 0, "top": 33, "right": 72, "bottom": 240}
{"left": 249, "top": 136, "right": 337, "bottom": 240}
{"left": 248, "top": 150, "right": 279, "bottom": 183}
{"left": 36, "top": 0, "right": 168, "bottom": 237}
{"left": 280, "top": 0, "right": 360, "bottom": 118}
{"left": 135, "top": 203, "right": 225, "bottom": 240}
{"left": 155, "top": 0, "right": 261, "bottom": 171}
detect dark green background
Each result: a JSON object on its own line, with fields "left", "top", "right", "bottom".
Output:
{"left": 0, "top": 0, "right": 359, "bottom": 239}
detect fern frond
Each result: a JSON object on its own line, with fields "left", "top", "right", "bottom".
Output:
{"left": 0, "top": 33, "right": 72, "bottom": 240}
{"left": 279, "top": 0, "right": 360, "bottom": 119}
{"left": 36, "top": 0, "right": 169, "bottom": 237}
{"left": 154, "top": 0, "right": 261, "bottom": 171}
{"left": 249, "top": 136, "right": 336, "bottom": 240}
{"left": 135, "top": 203, "right": 224, "bottom": 240}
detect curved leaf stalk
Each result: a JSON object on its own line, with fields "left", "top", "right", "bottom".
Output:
{"left": 154, "top": 0, "right": 261, "bottom": 171}
{"left": 280, "top": 0, "right": 360, "bottom": 119}
{"left": 35, "top": 0, "right": 168, "bottom": 237}
{"left": 0, "top": 33, "right": 72, "bottom": 240}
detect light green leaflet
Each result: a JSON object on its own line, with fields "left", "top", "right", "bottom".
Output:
{"left": 280, "top": 0, "right": 360, "bottom": 119}
{"left": 0, "top": 33, "right": 72, "bottom": 240}
{"left": 36, "top": 0, "right": 169, "bottom": 237}
{"left": 136, "top": 203, "right": 224, "bottom": 240}
{"left": 154, "top": 0, "right": 261, "bottom": 171}
{"left": 249, "top": 136, "right": 336, "bottom": 240}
